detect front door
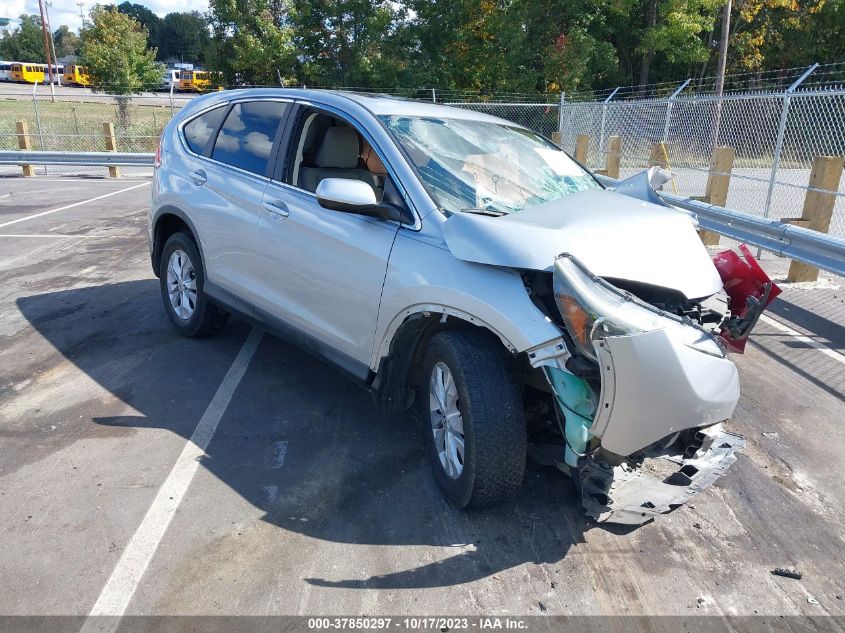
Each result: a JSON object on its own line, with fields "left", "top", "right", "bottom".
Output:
{"left": 253, "top": 108, "right": 401, "bottom": 376}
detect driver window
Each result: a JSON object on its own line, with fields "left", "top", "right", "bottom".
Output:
{"left": 286, "top": 111, "right": 388, "bottom": 202}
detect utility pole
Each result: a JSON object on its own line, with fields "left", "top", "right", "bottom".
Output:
{"left": 714, "top": 0, "right": 732, "bottom": 96}
{"left": 37, "top": 0, "right": 54, "bottom": 86}
{"left": 45, "top": 2, "right": 60, "bottom": 83}
{"left": 77, "top": 1, "right": 85, "bottom": 27}
{"left": 711, "top": 1, "right": 732, "bottom": 173}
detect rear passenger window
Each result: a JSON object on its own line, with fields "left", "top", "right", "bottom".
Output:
{"left": 211, "top": 101, "right": 288, "bottom": 175}
{"left": 183, "top": 106, "right": 226, "bottom": 155}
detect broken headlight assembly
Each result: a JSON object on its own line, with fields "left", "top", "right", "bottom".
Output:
{"left": 552, "top": 253, "right": 726, "bottom": 361}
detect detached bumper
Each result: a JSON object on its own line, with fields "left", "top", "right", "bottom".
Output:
{"left": 571, "top": 326, "right": 743, "bottom": 524}
{"left": 579, "top": 425, "right": 745, "bottom": 525}
{"left": 592, "top": 327, "right": 740, "bottom": 457}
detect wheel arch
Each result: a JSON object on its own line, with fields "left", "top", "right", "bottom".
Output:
{"left": 370, "top": 307, "right": 522, "bottom": 415}
{"left": 151, "top": 206, "right": 204, "bottom": 277}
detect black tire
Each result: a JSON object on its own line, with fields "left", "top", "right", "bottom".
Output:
{"left": 159, "top": 232, "right": 227, "bottom": 337}
{"left": 420, "top": 329, "right": 526, "bottom": 509}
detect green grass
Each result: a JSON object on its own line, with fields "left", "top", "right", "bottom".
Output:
{"left": 0, "top": 96, "right": 178, "bottom": 153}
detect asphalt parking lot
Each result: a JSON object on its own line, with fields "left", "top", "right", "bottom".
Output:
{"left": 0, "top": 176, "right": 843, "bottom": 627}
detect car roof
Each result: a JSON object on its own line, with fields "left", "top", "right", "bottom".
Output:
{"left": 185, "top": 88, "right": 518, "bottom": 127}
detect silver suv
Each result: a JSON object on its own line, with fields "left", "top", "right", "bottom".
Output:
{"left": 149, "top": 89, "right": 774, "bottom": 524}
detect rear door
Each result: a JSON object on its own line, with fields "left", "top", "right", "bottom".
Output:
{"left": 180, "top": 99, "right": 291, "bottom": 304}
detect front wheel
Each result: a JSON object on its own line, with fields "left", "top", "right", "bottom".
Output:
{"left": 420, "top": 330, "right": 526, "bottom": 509}
{"left": 159, "top": 232, "right": 227, "bottom": 336}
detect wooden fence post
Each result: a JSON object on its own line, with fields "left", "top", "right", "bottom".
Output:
{"left": 698, "top": 146, "right": 736, "bottom": 246}
{"left": 574, "top": 134, "right": 589, "bottom": 165}
{"left": 648, "top": 142, "right": 670, "bottom": 169}
{"left": 787, "top": 155, "right": 845, "bottom": 282}
{"left": 605, "top": 135, "right": 621, "bottom": 179}
{"left": 16, "top": 120, "right": 35, "bottom": 177}
{"left": 103, "top": 122, "right": 120, "bottom": 178}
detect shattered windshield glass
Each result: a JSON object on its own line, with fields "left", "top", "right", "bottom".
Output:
{"left": 381, "top": 115, "right": 600, "bottom": 215}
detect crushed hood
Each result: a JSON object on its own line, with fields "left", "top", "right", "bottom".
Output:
{"left": 441, "top": 189, "right": 724, "bottom": 299}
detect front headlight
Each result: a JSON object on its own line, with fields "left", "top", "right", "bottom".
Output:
{"left": 553, "top": 254, "right": 725, "bottom": 360}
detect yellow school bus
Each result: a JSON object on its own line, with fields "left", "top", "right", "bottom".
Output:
{"left": 10, "top": 63, "right": 63, "bottom": 84}
{"left": 178, "top": 70, "right": 212, "bottom": 92}
{"left": 11, "top": 63, "right": 45, "bottom": 83}
{"left": 64, "top": 64, "right": 91, "bottom": 87}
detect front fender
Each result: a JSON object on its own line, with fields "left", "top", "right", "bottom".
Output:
{"left": 372, "top": 230, "right": 563, "bottom": 369}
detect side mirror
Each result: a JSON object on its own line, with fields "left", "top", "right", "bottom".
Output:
{"left": 316, "top": 178, "right": 379, "bottom": 213}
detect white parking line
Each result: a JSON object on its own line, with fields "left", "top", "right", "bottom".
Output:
{"left": 79, "top": 327, "right": 264, "bottom": 631}
{"left": 0, "top": 233, "right": 105, "bottom": 238}
{"left": 0, "top": 182, "right": 150, "bottom": 229}
{"left": 759, "top": 313, "right": 845, "bottom": 366}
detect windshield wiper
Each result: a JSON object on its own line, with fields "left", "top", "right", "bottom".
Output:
{"left": 461, "top": 208, "right": 507, "bottom": 217}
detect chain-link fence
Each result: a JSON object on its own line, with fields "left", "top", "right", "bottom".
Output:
{"left": 5, "top": 73, "right": 843, "bottom": 242}
{"left": 0, "top": 85, "right": 565, "bottom": 178}
{"left": 0, "top": 87, "right": 195, "bottom": 177}
{"left": 559, "top": 68, "right": 845, "bottom": 239}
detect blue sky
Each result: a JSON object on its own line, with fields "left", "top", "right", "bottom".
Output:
{"left": 0, "top": 0, "right": 209, "bottom": 32}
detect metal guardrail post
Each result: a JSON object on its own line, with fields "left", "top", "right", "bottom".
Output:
{"left": 169, "top": 82, "right": 175, "bottom": 114}
{"left": 31, "top": 81, "right": 47, "bottom": 175}
{"left": 762, "top": 63, "right": 819, "bottom": 222}
{"left": 663, "top": 79, "right": 691, "bottom": 144}
{"left": 598, "top": 87, "right": 619, "bottom": 155}
{"left": 557, "top": 91, "right": 565, "bottom": 139}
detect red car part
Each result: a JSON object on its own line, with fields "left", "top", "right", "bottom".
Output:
{"left": 712, "top": 244, "right": 781, "bottom": 353}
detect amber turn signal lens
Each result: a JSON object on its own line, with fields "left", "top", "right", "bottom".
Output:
{"left": 561, "top": 295, "right": 590, "bottom": 347}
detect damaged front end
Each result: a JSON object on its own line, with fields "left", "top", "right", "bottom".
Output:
{"left": 526, "top": 251, "right": 775, "bottom": 525}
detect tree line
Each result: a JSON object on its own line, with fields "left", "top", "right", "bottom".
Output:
{"left": 1, "top": 0, "right": 843, "bottom": 96}
{"left": 0, "top": 2, "right": 210, "bottom": 66}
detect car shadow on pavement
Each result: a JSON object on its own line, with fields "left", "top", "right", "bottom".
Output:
{"left": 17, "top": 280, "right": 597, "bottom": 590}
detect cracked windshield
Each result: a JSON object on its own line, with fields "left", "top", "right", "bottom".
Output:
{"left": 382, "top": 116, "right": 599, "bottom": 215}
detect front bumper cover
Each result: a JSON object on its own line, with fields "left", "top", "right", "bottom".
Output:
{"left": 578, "top": 425, "right": 745, "bottom": 525}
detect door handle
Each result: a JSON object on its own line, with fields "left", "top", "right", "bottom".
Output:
{"left": 263, "top": 199, "right": 290, "bottom": 219}
{"left": 189, "top": 169, "right": 207, "bottom": 185}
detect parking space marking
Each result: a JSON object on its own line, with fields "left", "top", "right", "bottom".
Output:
{"left": 759, "top": 313, "right": 845, "bottom": 366}
{"left": 0, "top": 233, "right": 105, "bottom": 239}
{"left": 81, "top": 327, "right": 264, "bottom": 628}
{"left": 0, "top": 182, "right": 150, "bottom": 229}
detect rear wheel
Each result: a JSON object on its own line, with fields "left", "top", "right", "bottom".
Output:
{"left": 420, "top": 330, "right": 526, "bottom": 509}
{"left": 159, "top": 232, "right": 227, "bottom": 336}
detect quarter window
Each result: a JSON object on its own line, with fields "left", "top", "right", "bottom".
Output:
{"left": 211, "top": 101, "right": 287, "bottom": 175}
{"left": 183, "top": 106, "right": 226, "bottom": 155}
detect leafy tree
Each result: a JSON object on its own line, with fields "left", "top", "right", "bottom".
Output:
{"left": 405, "top": 0, "right": 619, "bottom": 94}
{"left": 290, "top": 0, "right": 408, "bottom": 87}
{"left": 631, "top": 0, "right": 721, "bottom": 87}
{"left": 159, "top": 12, "right": 211, "bottom": 64}
{"left": 115, "top": 2, "right": 163, "bottom": 54}
{"left": 207, "top": 0, "right": 297, "bottom": 85}
{"left": 79, "top": 6, "right": 164, "bottom": 125}
{"left": 0, "top": 14, "right": 48, "bottom": 62}
{"left": 53, "top": 25, "right": 81, "bottom": 58}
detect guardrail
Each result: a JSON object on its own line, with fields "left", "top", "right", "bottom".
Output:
{"left": 595, "top": 173, "right": 845, "bottom": 279}
{"left": 0, "top": 150, "right": 155, "bottom": 166}
{"left": 1, "top": 149, "right": 842, "bottom": 279}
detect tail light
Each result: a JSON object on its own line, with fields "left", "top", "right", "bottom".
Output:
{"left": 154, "top": 137, "right": 162, "bottom": 168}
